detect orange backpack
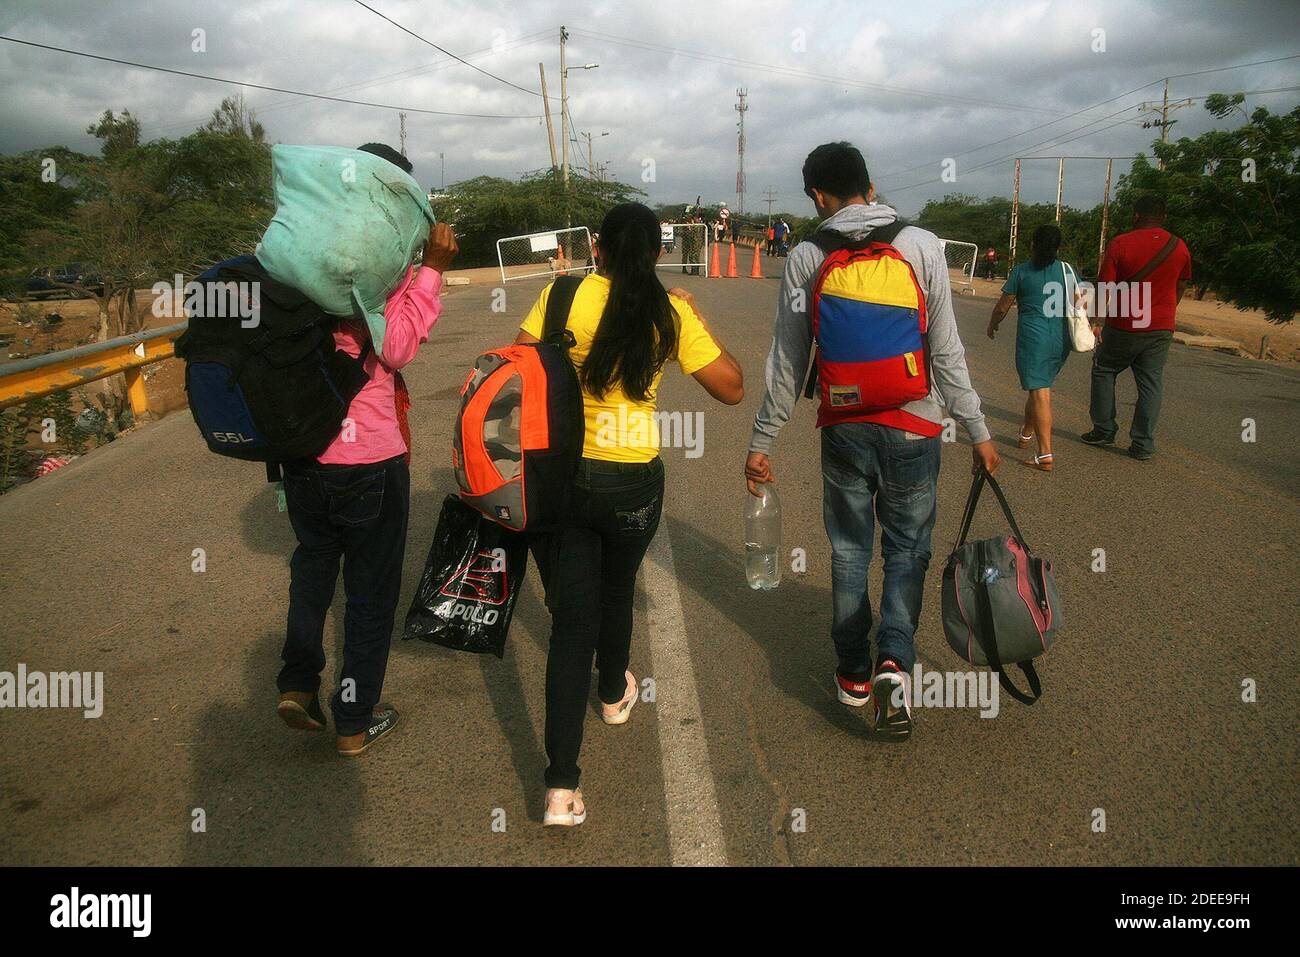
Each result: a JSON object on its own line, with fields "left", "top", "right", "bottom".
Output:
{"left": 452, "top": 276, "right": 584, "bottom": 531}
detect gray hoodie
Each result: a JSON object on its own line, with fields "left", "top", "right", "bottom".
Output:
{"left": 749, "top": 202, "right": 991, "bottom": 453}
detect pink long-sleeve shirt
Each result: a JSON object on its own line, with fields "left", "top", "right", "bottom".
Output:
{"left": 317, "top": 265, "right": 443, "bottom": 465}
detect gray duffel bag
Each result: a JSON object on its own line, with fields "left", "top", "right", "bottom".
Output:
{"left": 941, "top": 469, "right": 1062, "bottom": 705}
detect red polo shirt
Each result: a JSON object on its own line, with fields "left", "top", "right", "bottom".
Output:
{"left": 1097, "top": 227, "right": 1192, "bottom": 332}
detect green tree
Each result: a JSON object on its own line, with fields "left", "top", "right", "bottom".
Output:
{"left": 431, "top": 169, "right": 645, "bottom": 267}
{"left": 1113, "top": 100, "right": 1298, "bottom": 322}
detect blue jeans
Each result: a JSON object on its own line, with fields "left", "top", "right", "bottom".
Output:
{"left": 277, "top": 455, "right": 410, "bottom": 736}
{"left": 821, "top": 423, "right": 941, "bottom": 675}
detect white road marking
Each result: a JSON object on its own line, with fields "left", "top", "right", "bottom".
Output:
{"left": 641, "top": 525, "right": 728, "bottom": 866}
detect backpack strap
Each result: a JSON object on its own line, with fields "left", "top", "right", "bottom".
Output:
{"left": 542, "top": 275, "right": 583, "bottom": 346}
{"left": 970, "top": 536, "right": 1043, "bottom": 705}
{"left": 1126, "top": 233, "right": 1180, "bottom": 283}
{"left": 802, "top": 219, "right": 910, "bottom": 400}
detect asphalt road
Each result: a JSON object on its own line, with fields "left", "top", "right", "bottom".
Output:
{"left": 1, "top": 266, "right": 1296, "bottom": 866}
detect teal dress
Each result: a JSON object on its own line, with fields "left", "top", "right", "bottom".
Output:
{"left": 1004, "top": 260, "right": 1072, "bottom": 390}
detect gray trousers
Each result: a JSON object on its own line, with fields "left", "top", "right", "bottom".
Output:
{"left": 1089, "top": 327, "right": 1173, "bottom": 453}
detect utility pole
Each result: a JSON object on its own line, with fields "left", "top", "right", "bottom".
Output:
{"left": 735, "top": 88, "right": 748, "bottom": 215}
{"left": 539, "top": 63, "right": 558, "bottom": 172}
{"left": 1009, "top": 158, "right": 1021, "bottom": 268}
{"left": 560, "top": 26, "right": 569, "bottom": 186}
{"left": 1055, "top": 157, "right": 1065, "bottom": 223}
{"left": 762, "top": 187, "right": 777, "bottom": 227}
{"left": 1140, "top": 78, "right": 1193, "bottom": 170}
{"left": 398, "top": 112, "right": 407, "bottom": 158}
{"left": 1099, "top": 157, "right": 1113, "bottom": 269}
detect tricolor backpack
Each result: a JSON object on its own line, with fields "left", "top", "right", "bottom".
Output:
{"left": 452, "top": 275, "right": 584, "bottom": 531}
{"left": 802, "top": 221, "right": 930, "bottom": 423}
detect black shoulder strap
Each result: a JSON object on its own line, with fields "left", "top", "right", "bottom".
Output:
{"left": 1127, "top": 233, "right": 1180, "bottom": 283}
{"left": 969, "top": 531, "right": 1043, "bottom": 705}
{"left": 543, "top": 275, "right": 583, "bottom": 344}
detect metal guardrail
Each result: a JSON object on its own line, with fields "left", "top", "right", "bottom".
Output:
{"left": 0, "top": 322, "right": 188, "bottom": 414}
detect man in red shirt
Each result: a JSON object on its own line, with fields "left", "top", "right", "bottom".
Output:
{"left": 1083, "top": 194, "right": 1192, "bottom": 460}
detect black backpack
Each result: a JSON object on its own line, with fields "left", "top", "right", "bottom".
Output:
{"left": 174, "top": 256, "right": 370, "bottom": 467}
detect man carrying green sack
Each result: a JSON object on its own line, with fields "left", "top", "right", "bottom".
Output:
{"left": 266, "top": 143, "right": 459, "bottom": 756}
{"left": 257, "top": 143, "right": 437, "bottom": 359}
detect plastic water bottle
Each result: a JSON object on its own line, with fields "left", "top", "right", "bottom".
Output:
{"left": 744, "top": 484, "right": 782, "bottom": 590}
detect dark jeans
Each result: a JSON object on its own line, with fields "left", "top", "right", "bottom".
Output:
{"left": 277, "top": 455, "right": 410, "bottom": 736}
{"left": 528, "top": 457, "right": 664, "bottom": 789}
{"left": 1089, "top": 327, "right": 1173, "bottom": 454}
{"left": 821, "top": 423, "right": 941, "bottom": 676}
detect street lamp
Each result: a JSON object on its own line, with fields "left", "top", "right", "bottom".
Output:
{"left": 560, "top": 61, "right": 599, "bottom": 185}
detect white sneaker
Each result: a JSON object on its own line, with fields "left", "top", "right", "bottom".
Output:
{"left": 600, "top": 670, "right": 638, "bottom": 725}
{"left": 543, "top": 788, "right": 587, "bottom": 827}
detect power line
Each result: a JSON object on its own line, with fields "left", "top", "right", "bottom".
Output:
{"left": 876, "top": 53, "right": 1300, "bottom": 180}
{"left": 0, "top": 35, "right": 542, "bottom": 119}
{"left": 886, "top": 105, "right": 1144, "bottom": 195}
{"left": 570, "top": 28, "right": 1064, "bottom": 117}
{"left": 884, "top": 81, "right": 1300, "bottom": 196}
{"left": 148, "top": 29, "right": 554, "bottom": 135}
{"left": 350, "top": 0, "right": 541, "bottom": 97}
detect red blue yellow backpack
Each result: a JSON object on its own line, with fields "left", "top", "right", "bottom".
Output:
{"left": 802, "top": 221, "right": 930, "bottom": 424}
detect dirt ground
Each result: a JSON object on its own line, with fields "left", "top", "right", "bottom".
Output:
{"left": 963, "top": 276, "right": 1298, "bottom": 361}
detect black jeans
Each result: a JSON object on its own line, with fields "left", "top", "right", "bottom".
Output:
{"left": 277, "top": 455, "right": 410, "bottom": 736}
{"left": 528, "top": 457, "right": 664, "bottom": 789}
{"left": 1089, "top": 327, "right": 1173, "bottom": 454}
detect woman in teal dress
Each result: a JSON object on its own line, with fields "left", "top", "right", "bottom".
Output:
{"left": 986, "top": 224, "right": 1073, "bottom": 471}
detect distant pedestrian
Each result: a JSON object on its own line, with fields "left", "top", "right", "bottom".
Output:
{"left": 1083, "top": 193, "right": 1191, "bottom": 460}
{"left": 766, "top": 223, "right": 776, "bottom": 256}
{"left": 986, "top": 224, "right": 1075, "bottom": 472}
{"left": 982, "top": 245, "right": 998, "bottom": 279}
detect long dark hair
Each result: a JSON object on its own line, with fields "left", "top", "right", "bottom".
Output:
{"left": 580, "top": 203, "right": 677, "bottom": 402}
{"left": 1031, "top": 224, "right": 1062, "bottom": 270}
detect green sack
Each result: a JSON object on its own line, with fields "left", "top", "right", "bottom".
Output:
{"left": 256, "top": 144, "right": 434, "bottom": 358}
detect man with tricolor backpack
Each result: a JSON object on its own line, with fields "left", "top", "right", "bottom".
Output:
{"left": 745, "top": 142, "right": 1001, "bottom": 740}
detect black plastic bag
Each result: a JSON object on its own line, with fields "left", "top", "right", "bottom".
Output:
{"left": 403, "top": 494, "right": 528, "bottom": 658}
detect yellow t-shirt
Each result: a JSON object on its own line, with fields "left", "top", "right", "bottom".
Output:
{"left": 520, "top": 275, "right": 721, "bottom": 463}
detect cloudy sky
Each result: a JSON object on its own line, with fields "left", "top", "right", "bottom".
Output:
{"left": 2, "top": 0, "right": 1298, "bottom": 219}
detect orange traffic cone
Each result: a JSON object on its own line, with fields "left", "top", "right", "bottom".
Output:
{"left": 709, "top": 241, "right": 721, "bottom": 278}
{"left": 725, "top": 242, "right": 738, "bottom": 278}
{"left": 749, "top": 243, "right": 764, "bottom": 279}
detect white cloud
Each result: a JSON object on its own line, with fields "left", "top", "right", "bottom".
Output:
{"left": 1, "top": 0, "right": 1296, "bottom": 219}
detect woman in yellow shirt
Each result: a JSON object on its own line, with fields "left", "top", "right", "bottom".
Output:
{"left": 516, "top": 202, "right": 743, "bottom": 827}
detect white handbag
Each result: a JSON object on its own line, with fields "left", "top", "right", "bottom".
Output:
{"left": 1062, "top": 261, "right": 1095, "bottom": 352}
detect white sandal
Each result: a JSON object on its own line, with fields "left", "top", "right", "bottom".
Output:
{"left": 600, "top": 671, "right": 638, "bottom": 725}
{"left": 543, "top": 788, "right": 587, "bottom": 827}
{"left": 1022, "top": 452, "right": 1054, "bottom": 472}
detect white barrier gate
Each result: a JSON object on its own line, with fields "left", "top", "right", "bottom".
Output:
{"left": 939, "top": 239, "right": 978, "bottom": 295}
{"left": 496, "top": 226, "right": 596, "bottom": 283}
{"left": 655, "top": 223, "right": 709, "bottom": 276}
